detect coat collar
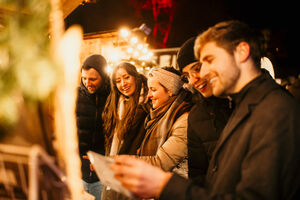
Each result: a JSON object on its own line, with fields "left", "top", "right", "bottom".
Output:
{"left": 212, "top": 71, "right": 281, "bottom": 157}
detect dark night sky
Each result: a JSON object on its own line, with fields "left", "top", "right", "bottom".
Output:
{"left": 65, "top": 0, "right": 298, "bottom": 78}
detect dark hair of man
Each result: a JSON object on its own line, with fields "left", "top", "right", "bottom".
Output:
{"left": 194, "top": 20, "right": 266, "bottom": 68}
{"left": 102, "top": 62, "right": 148, "bottom": 151}
{"left": 161, "top": 66, "right": 182, "bottom": 76}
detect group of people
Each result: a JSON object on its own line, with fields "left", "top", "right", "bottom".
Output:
{"left": 76, "top": 20, "right": 300, "bottom": 200}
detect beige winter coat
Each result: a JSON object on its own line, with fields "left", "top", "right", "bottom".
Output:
{"left": 138, "top": 90, "right": 192, "bottom": 178}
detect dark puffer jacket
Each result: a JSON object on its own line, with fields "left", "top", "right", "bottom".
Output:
{"left": 188, "top": 94, "right": 232, "bottom": 185}
{"left": 76, "top": 54, "right": 110, "bottom": 183}
{"left": 76, "top": 82, "right": 110, "bottom": 183}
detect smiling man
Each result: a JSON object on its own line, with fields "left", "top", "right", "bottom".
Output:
{"left": 110, "top": 20, "right": 300, "bottom": 200}
{"left": 76, "top": 54, "right": 110, "bottom": 200}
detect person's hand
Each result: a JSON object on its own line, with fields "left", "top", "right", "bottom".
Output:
{"left": 110, "top": 155, "right": 172, "bottom": 199}
{"left": 82, "top": 155, "right": 94, "bottom": 171}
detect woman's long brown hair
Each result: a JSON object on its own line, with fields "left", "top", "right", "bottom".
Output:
{"left": 102, "top": 62, "right": 148, "bottom": 152}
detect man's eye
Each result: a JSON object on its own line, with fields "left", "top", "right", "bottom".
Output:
{"left": 191, "top": 63, "right": 201, "bottom": 72}
{"left": 206, "top": 58, "right": 213, "bottom": 64}
{"left": 195, "top": 67, "right": 201, "bottom": 72}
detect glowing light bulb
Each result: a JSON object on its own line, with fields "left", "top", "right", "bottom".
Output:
{"left": 120, "top": 28, "right": 130, "bottom": 38}
{"left": 133, "top": 51, "right": 139, "bottom": 57}
{"left": 142, "top": 48, "right": 148, "bottom": 54}
{"left": 106, "top": 66, "right": 113, "bottom": 74}
{"left": 127, "top": 47, "right": 133, "bottom": 53}
{"left": 130, "top": 37, "right": 138, "bottom": 44}
{"left": 137, "top": 43, "right": 143, "bottom": 50}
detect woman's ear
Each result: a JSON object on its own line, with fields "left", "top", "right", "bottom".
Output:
{"left": 168, "top": 90, "right": 173, "bottom": 97}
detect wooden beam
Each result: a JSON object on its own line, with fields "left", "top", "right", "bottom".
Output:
{"left": 61, "top": 0, "right": 82, "bottom": 19}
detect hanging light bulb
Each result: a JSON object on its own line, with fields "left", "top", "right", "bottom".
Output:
{"left": 127, "top": 47, "right": 133, "bottom": 53}
{"left": 137, "top": 43, "right": 143, "bottom": 50}
{"left": 120, "top": 28, "right": 130, "bottom": 38}
{"left": 133, "top": 51, "right": 139, "bottom": 57}
{"left": 130, "top": 37, "right": 138, "bottom": 45}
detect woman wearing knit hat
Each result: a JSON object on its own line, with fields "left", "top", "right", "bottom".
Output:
{"left": 177, "top": 37, "right": 232, "bottom": 186}
{"left": 136, "top": 66, "right": 193, "bottom": 179}
{"left": 101, "top": 62, "right": 150, "bottom": 200}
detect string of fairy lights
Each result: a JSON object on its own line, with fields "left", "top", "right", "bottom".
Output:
{"left": 105, "top": 24, "right": 156, "bottom": 75}
{"left": 103, "top": 25, "right": 276, "bottom": 79}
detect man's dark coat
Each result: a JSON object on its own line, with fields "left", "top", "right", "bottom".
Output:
{"left": 161, "top": 72, "right": 300, "bottom": 200}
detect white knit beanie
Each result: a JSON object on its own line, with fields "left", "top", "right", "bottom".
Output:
{"left": 148, "top": 67, "right": 184, "bottom": 95}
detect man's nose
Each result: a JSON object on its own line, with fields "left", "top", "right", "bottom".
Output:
{"left": 86, "top": 79, "right": 91, "bottom": 86}
{"left": 199, "top": 63, "right": 209, "bottom": 79}
{"left": 189, "top": 74, "right": 199, "bottom": 86}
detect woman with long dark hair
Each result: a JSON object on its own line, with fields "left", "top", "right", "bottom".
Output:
{"left": 101, "top": 62, "right": 149, "bottom": 200}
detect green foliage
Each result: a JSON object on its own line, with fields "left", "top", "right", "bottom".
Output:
{"left": 0, "top": 0, "right": 60, "bottom": 128}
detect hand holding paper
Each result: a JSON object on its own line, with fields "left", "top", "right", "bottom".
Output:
{"left": 110, "top": 155, "right": 172, "bottom": 199}
{"left": 86, "top": 151, "right": 134, "bottom": 198}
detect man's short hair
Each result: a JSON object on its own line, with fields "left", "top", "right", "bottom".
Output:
{"left": 194, "top": 20, "right": 266, "bottom": 68}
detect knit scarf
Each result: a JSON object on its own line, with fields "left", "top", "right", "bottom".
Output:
{"left": 145, "top": 96, "right": 176, "bottom": 131}
{"left": 140, "top": 90, "right": 191, "bottom": 155}
{"left": 110, "top": 87, "right": 148, "bottom": 156}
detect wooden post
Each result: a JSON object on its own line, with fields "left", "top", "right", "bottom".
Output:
{"left": 49, "top": 0, "right": 84, "bottom": 199}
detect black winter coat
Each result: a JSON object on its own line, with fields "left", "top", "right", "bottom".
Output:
{"left": 76, "top": 82, "right": 110, "bottom": 183}
{"left": 187, "top": 95, "right": 231, "bottom": 185}
{"left": 161, "top": 72, "right": 300, "bottom": 200}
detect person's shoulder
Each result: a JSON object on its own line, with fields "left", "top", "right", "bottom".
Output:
{"left": 265, "top": 86, "right": 300, "bottom": 111}
{"left": 248, "top": 84, "right": 300, "bottom": 126}
{"left": 188, "top": 100, "right": 211, "bottom": 120}
{"left": 77, "top": 85, "right": 87, "bottom": 98}
{"left": 173, "top": 112, "right": 189, "bottom": 129}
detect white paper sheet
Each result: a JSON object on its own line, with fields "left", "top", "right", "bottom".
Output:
{"left": 87, "top": 151, "right": 134, "bottom": 198}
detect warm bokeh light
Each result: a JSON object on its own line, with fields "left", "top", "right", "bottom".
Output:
{"left": 106, "top": 65, "right": 113, "bottom": 74}
{"left": 133, "top": 51, "right": 139, "bottom": 57}
{"left": 130, "top": 37, "right": 138, "bottom": 44}
{"left": 103, "top": 46, "right": 125, "bottom": 63}
{"left": 142, "top": 47, "right": 148, "bottom": 54}
{"left": 137, "top": 43, "right": 143, "bottom": 50}
{"left": 127, "top": 47, "right": 133, "bottom": 53}
{"left": 120, "top": 28, "right": 130, "bottom": 38}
